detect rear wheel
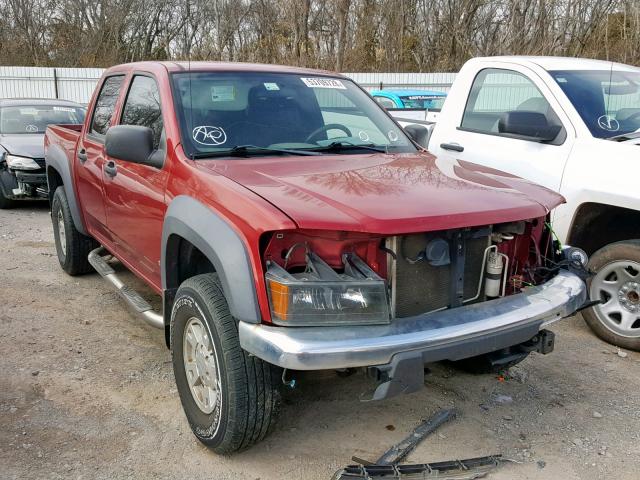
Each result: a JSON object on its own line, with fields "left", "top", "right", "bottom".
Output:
{"left": 51, "top": 186, "right": 97, "bottom": 275}
{"left": 583, "top": 240, "right": 640, "bottom": 351}
{"left": 171, "top": 273, "right": 281, "bottom": 453}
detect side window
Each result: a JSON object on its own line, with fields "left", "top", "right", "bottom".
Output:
{"left": 374, "top": 96, "right": 396, "bottom": 109}
{"left": 90, "top": 76, "right": 124, "bottom": 137}
{"left": 461, "top": 68, "right": 555, "bottom": 134}
{"left": 121, "top": 75, "right": 164, "bottom": 149}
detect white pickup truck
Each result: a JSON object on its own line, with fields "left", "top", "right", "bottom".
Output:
{"left": 421, "top": 56, "right": 640, "bottom": 351}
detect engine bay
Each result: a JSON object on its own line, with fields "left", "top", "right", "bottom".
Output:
{"left": 261, "top": 217, "right": 572, "bottom": 325}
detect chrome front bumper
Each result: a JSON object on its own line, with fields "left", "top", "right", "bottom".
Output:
{"left": 239, "top": 270, "right": 586, "bottom": 370}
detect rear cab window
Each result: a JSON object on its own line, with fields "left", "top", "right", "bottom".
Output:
{"left": 460, "top": 68, "right": 563, "bottom": 141}
{"left": 90, "top": 75, "right": 125, "bottom": 138}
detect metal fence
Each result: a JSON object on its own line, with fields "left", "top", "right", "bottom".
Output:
{"left": 345, "top": 72, "right": 457, "bottom": 92}
{"left": 0, "top": 67, "right": 104, "bottom": 104}
{"left": 0, "top": 67, "right": 457, "bottom": 103}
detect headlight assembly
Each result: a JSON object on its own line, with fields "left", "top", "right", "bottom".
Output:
{"left": 266, "top": 252, "right": 390, "bottom": 326}
{"left": 5, "top": 154, "right": 41, "bottom": 170}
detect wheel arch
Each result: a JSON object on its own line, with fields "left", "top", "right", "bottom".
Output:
{"left": 45, "top": 144, "right": 87, "bottom": 235}
{"left": 567, "top": 202, "right": 640, "bottom": 256}
{"left": 161, "top": 196, "right": 261, "bottom": 333}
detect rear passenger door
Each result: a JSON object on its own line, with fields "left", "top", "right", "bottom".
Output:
{"left": 76, "top": 75, "right": 124, "bottom": 242}
{"left": 103, "top": 73, "right": 168, "bottom": 285}
{"left": 431, "top": 65, "right": 574, "bottom": 192}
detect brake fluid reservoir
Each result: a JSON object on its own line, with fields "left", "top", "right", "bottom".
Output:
{"left": 485, "top": 251, "right": 504, "bottom": 298}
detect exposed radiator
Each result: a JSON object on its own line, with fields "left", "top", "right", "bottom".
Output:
{"left": 388, "top": 232, "right": 490, "bottom": 318}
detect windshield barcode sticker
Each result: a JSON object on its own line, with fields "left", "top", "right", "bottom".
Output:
{"left": 301, "top": 77, "right": 346, "bottom": 89}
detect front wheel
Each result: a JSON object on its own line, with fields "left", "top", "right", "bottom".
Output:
{"left": 171, "top": 273, "right": 281, "bottom": 454}
{"left": 583, "top": 240, "right": 640, "bottom": 351}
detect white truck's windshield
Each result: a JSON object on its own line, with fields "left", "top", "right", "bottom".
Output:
{"left": 171, "top": 72, "right": 416, "bottom": 157}
{"left": 550, "top": 69, "right": 640, "bottom": 139}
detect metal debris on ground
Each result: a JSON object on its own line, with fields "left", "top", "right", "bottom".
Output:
{"left": 376, "top": 408, "right": 457, "bottom": 465}
{"left": 334, "top": 408, "right": 508, "bottom": 479}
{"left": 334, "top": 455, "right": 504, "bottom": 479}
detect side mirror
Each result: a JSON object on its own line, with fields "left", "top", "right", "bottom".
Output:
{"left": 105, "top": 125, "right": 163, "bottom": 168}
{"left": 498, "top": 111, "right": 561, "bottom": 142}
{"left": 403, "top": 123, "right": 430, "bottom": 147}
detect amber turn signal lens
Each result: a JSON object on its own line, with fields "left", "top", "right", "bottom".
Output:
{"left": 268, "top": 280, "right": 289, "bottom": 320}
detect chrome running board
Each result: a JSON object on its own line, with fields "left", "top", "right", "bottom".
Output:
{"left": 88, "top": 247, "right": 163, "bottom": 329}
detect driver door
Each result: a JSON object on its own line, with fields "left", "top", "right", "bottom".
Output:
{"left": 102, "top": 73, "right": 168, "bottom": 286}
{"left": 431, "top": 64, "right": 575, "bottom": 193}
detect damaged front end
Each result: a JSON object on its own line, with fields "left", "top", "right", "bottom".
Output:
{"left": 239, "top": 218, "right": 587, "bottom": 400}
{"left": 1, "top": 153, "right": 48, "bottom": 200}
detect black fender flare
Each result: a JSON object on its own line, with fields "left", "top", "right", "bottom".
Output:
{"left": 45, "top": 144, "right": 87, "bottom": 235}
{"left": 161, "top": 195, "right": 261, "bottom": 324}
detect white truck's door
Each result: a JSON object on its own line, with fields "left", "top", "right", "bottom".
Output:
{"left": 429, "top": 61, "right": 575, "bottom": 192}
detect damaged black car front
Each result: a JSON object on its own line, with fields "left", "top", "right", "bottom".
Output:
{"left": 0, "top": 99, "right": 85, "bottom": 208}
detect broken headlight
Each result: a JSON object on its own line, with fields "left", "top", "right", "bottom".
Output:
{"left": 265, "top": 252, "right": 390, "bottom": 326}
{"left": 5, "top": 154, "right": 40, "bottom": 170}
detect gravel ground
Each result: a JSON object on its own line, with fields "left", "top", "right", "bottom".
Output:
{"left": 1, "top": 203, "right": 639, "bottom": 480}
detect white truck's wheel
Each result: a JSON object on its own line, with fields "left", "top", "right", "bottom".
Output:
{"left": 170, "top": 273, "right": 281, "bottom": 453}
{"left": 583, "top": 240, "right": 640, "bottom": 351}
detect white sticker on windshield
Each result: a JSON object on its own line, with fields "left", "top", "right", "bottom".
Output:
{"left": 19, "top": 108, "right": 38, "bottom": 115}
{"left": 263, "top": 82, "right": 280, "bottom": 91}
{"left": 211, "top": 85, "right": 235, "bottom": 102}
{"left": 53, "top": 106, "right": 75, "bottom": 112}
{"left": 597, "top": 115, "right": 619, "bottom": 132}
{"left": 358, "top": 130, "right": 370, "bottom": 142}
{"left": 192, "top": 126, "right": 227, "bottom": 146}
{"left": 388, "top": 130, "right": 399, "bottom": 142}
{"left": 301, "top": 77, "right": 346, "bottom": 89}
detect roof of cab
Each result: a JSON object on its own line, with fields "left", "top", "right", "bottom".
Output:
{"left": 371, "top": 89, "right": 447, "bottom": 97}
{"left": 470, "top": 55, "right": 640, "bottom": 72}
{"left": 104, "top": 61, "right": 345, "bottom": 78}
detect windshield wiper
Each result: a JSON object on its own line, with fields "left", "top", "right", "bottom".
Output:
{"left": 606, "top": 131, "right": 640, "bottom": 142}
{"left": 311, "top": 141, "right": 388, "bottom": 153}
{"left": 191, "top": 144, "right": 322, "bottom": 159}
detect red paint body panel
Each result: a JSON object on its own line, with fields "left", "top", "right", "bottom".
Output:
{"left": 200, "top": 152, "right": 563, "bottom": 233}
{"left": 44, "top": 61, "right": 566, "bottom": 323}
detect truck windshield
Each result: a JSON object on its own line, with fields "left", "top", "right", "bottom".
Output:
{"left": 550, "top": 69, "right": 640, "bottom": 139}
{"left": 0, "top": 105, "right": 86, "bottom": 134}
{"left": 171, "top": 72, "right": 416, "bottom": 157}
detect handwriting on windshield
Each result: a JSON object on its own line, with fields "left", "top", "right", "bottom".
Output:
{"left": 192, "top": 125, "right": 227, "bottom": 145}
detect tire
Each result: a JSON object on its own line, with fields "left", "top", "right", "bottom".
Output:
{"left": 0, "top": 187, "right": 15, "bottom": 209}
{"left": 583, "top": 240, "right": 640, "bottom": 351}
{"left": 51, "top": 186, "right": 97, "bottom": 275}
{"left": 170, "top": 273, "right": 281, "bottom": 454}
{"left": 451, "top": 349, "right": 529, "bottom": 374}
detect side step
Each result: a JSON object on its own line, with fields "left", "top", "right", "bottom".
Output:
{"left": 88, "top": 247, "right": 164, "bottom": 329}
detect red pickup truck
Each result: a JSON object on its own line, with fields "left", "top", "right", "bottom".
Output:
{"left": 45, "top": 61, "right": 587, "bottom": 453}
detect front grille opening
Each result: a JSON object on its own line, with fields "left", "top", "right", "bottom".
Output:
{"left": 387, "top": 230, "right": 490, "bottom": 318}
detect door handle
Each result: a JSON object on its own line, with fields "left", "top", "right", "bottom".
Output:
{"left": 77, "top": 148, "right": 87, "bottom": 163}
{"left": 104, "top": 160, "right": 117, "bottom": 178}
{"left": 440, "top": 142, "right": 464, "bottom": 152}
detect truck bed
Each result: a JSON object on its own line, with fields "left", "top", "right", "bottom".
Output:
{"left": 45, "top": 124, "right": 82, "bottom": 161}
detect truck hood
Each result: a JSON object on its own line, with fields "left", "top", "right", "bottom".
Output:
{"left": 0, "top": 134, "right": 45, "bottom": 158}
{"left": 199, "top": 152, "right": 564, "bottom": 233}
